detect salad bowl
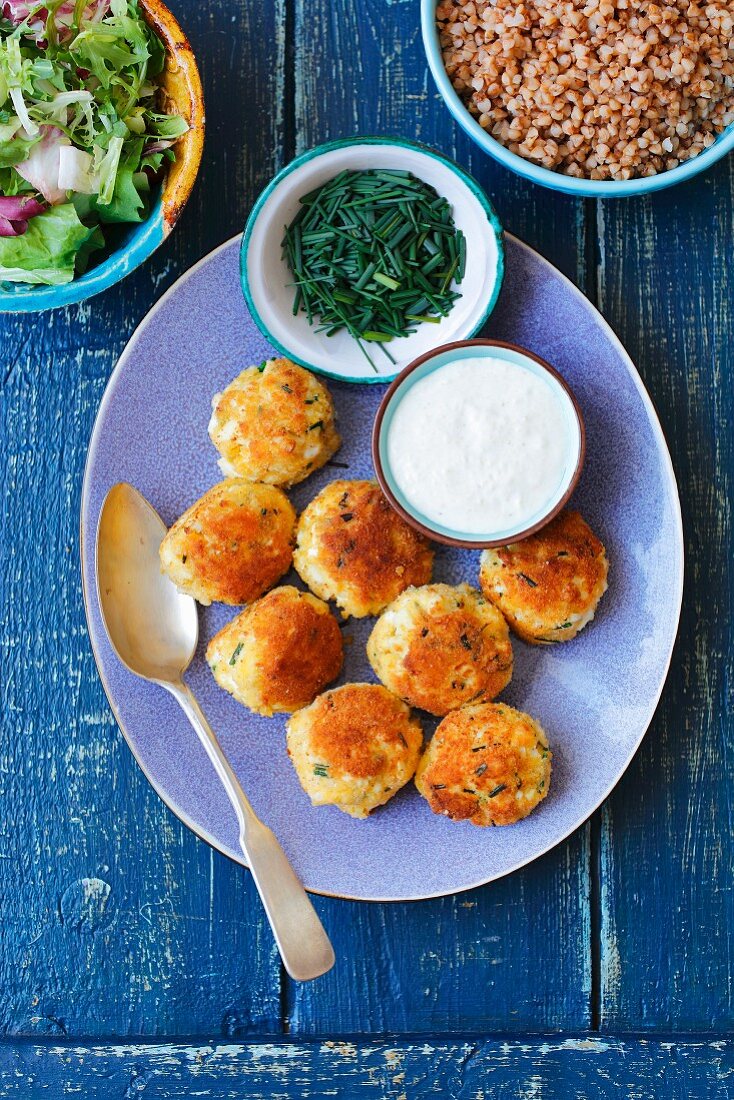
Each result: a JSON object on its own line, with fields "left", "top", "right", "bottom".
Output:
{"left": 0, "top": 0, "right": 204, "bottom": 313}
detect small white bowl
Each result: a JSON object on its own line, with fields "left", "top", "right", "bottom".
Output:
{"left": 373, "top": 340, "right": 586, "bottom": 548}
{"left": 240, "top": 137, "right": 505, "bottom": 384}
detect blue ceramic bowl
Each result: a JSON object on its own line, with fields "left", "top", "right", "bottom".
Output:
{"left": 0, "top": 0, "right": 204, "bottom": 313}
{"left": 421, "top": 0, "right": 734, "bottom": 198}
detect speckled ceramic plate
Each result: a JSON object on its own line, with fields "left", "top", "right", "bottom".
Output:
{"left": 80, "top": 233, "right": 683, "bottom": 901}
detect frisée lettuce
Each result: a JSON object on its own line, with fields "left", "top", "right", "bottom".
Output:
{"left": 0, "top": 0, "right": 186, "bottom": 285}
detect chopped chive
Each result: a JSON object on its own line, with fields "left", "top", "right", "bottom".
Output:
{"left": 373, "top": 272, "right": 400, "bottom": 290}
{"left": 281, "top": 169, "right": 466, "bottom": 366}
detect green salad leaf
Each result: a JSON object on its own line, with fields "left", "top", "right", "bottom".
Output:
{"left": 0, "top": 202, "right": 96, "bottom": 283}
{"left": 0, "top": 129, "right": 38, "bottom": 168}
{"left": 92, "top": 134, "right": 144, "bottom": 221}
{"left": 0, "top": 164, "right": 35, "bottom": 193}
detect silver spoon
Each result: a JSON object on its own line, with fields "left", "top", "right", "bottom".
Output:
{"left": 95, "top": 481, "right": 335, "bottom": 982}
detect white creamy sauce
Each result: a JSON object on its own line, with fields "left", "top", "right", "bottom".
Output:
{"left": 386, "top": 356, "right": 575, "bottom": 535}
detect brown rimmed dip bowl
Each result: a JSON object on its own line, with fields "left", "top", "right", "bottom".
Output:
{"left": 372, "top": 339, "right": 586, "bottom": 549}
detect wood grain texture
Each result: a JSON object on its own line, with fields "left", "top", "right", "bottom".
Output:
{"left": 289, "top": 843, "right": 591, "bottom": 1034}
{"left": 0, "top": 1037, "right": 732, "bottom": 1098}
{"left": 294, "top": 0, "right": 586, "bottom": 282}
{"left": 595, "top": 157, "right": 734, "bottom": 1030}
{"left": 0, "top": 0, "right": 287, "bottom": 1038}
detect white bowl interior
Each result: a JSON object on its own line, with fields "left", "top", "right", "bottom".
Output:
{"left": 244, "top": 142, "right": 502, "bottom": 382}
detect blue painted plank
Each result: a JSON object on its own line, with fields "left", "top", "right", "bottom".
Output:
{"left": 0, "top": 1037, "right": 732, "bottom": 1098}
{"left": 0, "top": 0, "right": 287, "bottom": 1037}
{"left": 595, "top": 158, "right": 734, "bottom": 1028}
{"left": 288, "top": 0, "right": 592, "bottom": 1033}
{"left": 1, "top": 0, "right": 732, "bottom": 1043}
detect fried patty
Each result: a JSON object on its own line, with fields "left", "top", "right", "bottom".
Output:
{"left": 208, "top": 357, "right": 340, "bottom": 487}
{"left": 367, "top": 583, "right": 513, "bottom": 716}
{"left": 293, "top": 480, "right": 434, "bottom": 618}
{"left": 286, "top": 683, "right": 423, "bottom": 818}
{"left": 479, "top": 509, "right": 609, "bottom": 644}
{"left": 206, "top": 586, "right": 343, "bottom": 716}
{"left": 159, "top": 478, "right": 296, "bottom": 606}
{"left": 415, "top": 702, "right": 551, "bottom": 826}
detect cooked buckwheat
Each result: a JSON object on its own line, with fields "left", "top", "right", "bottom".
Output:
{"left": 437, "top": 0, "right": 734, "bottom": 181}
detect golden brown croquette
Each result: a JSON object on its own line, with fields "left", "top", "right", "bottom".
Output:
{"left": 293, "top": 480, "right": 434, "bottom": 618}
{"left": 286, "top": 683, "right": 423, "bottom": 818}
{"left": 206, "top": 586, "right": 343, "bottom": 716}
{"left": 159, "top": 479, "right": 296, "bottom": 606}
{"left": 415, "top": 702, "right": 551, "bottom": 826}
{"left": 208, "top": 358, "right": 340, "bottom": 487}
{"left": 367, "top": 583, "right": 512, "bottom": 716}
{"left": 479, "top": 509, "right": 608, "bottom": 644}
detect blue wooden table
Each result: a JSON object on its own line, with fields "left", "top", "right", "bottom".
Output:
{"left": 1, "top": 1, "right": 732, "bottom": 1095}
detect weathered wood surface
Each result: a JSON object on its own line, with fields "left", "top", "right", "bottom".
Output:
{"left": 0, "top": 0, "right": 732, "bottom": 1086}
{"left": 1, "top": 1037, "right": 732, "bottom": 1098}
{"left": 289, "top": 0, "right": 591, "bottom": 1036}
{"left": 595, "top": 159, "right": 734, "bottom": 1030}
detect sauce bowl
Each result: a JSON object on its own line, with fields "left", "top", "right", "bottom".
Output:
{"left": 372, "top": 339, "right": 585, "bottom": 548}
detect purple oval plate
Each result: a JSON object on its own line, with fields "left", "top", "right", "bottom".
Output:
{"left": 80, "top": 234, "right": 683, "bottom": 901}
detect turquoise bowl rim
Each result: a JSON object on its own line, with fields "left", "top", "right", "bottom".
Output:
{"left": 240, "top": 135, "right": 506, "bottom": 384}
{"left": 0, "top": 197, "right": 166, "bottom": 313}
{"left": 373, "top": 338, "right": 586, "bottom": 547}
{"left": 421, "top": 0, "right": 734, "bottom": 198}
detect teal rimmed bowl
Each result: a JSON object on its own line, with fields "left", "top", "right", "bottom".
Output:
{"left": 421, "top": 0, "right": 734, "bottom": 199}
{"left": 0, "top": 0, "right": 204, "bottom": 313}
{"left": 240, "top": 136, "right": 505, "bottom": 383}
{"left": 373, "top": 339, "right": 585, "bottom": 548}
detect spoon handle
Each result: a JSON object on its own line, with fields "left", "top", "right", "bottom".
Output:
{"left": 166, "top": 680, "right": 335, "bottom": 982}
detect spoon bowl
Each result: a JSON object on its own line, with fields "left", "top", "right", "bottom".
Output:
{"left": 96, "top": 482, "right": 198, "bottom": 683}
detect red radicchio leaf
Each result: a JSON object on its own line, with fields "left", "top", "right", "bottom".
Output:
{"left": 0, "top": 196, "right": 46, "bottom": 236}
{"left": 0, "top": 216, "right": 27, "bottom": 237}
{"left": 0, "top": 196, "right": 46, "bottom": 220}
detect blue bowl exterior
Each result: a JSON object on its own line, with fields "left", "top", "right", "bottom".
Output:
{"left": 0, "top": 197, "right": 166, "bottom": 313}
{"left": 240, "top": 135, "right": 506, "bottom": 383}
{"left": 421, "top": 0, "right": 734, "bottom": 198}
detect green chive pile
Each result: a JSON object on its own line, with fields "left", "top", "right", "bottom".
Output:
{"left": 282, "top": 169, "right": 466, "bottom": 369}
